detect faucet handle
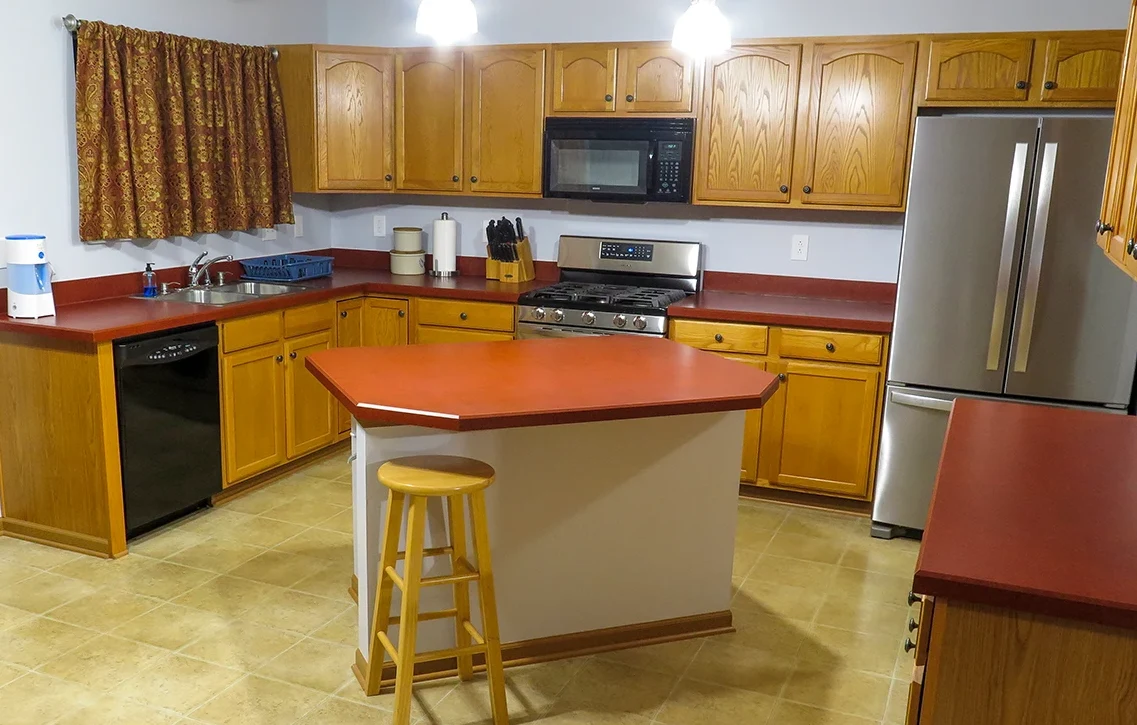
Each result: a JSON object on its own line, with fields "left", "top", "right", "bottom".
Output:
{"left": 159, "top": 282, "right": 182, "bottom": 295}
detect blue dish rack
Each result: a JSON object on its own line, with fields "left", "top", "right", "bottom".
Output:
{"left": 240, "top": 254, "right": 334, "bottom": 282}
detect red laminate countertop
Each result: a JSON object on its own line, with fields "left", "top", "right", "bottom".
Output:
{"left": 669, "top": 290, "right": 895, "bottom": 333}
{"left": 0, "top": 269, "right": 545, "bottom": 343}
{"left": 914, "top": 399, "right": 1137, "bottom": 630}
{"left": 306, "top": 336, "right": 780, "bottom": 431}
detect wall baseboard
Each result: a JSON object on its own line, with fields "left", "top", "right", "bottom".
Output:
{"left": 0, "top": 517, "right": 116, "bottom": 558}
{"left": 212, "top": 440, "right": 351, "bottom": 507}
{"left": 350, "top": 609, "right": 733, "bottom": 692}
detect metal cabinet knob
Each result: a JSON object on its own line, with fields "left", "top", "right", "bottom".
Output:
{"left": 908, "top": 618, "right": 919, "bottom": 632}
{"left": 1044, "top": 81, "right": 1057, "bottom": 90}
{"left": 385, "top": 174, "right": 393, "bottom": 182}
{"left": 626, "top": 94, "right": 635, "bottom": 102}
{"left": 1097, "top": 220, "right": 1114, "bottom": 235}
{"left": 908, "top": 591, "right": 920, "bottom": 606}
{"left": 714, "top": 334, "right": 724, "bottom": 343}
{"left": 340, "top": 311, "right": 348, "bottom": 318}
{"left": 289, "top": 352, "right": 298, "bottom": 360}
{"left": 905, "top": 639, "right": 916, "bottom": 654}
{"left": 471, "top": 176, "right": 478, "bottom": 183}
{"left": 1131, "top": 240, "right": 1137, "bottom": 260}
{"left": 803, "top": 185, "right": 812, "bottom": 194}
{"left": 826, "top": 342, "right": 836, "bottom": 352}
{"left": 275, "top": 355, "right": 284, "bottom": 363}
{"left": 1015, "top": 80, "right": 1028, "bottom": 90}
{"left": 452, "top": 175, "right": 460, "bottom": 183}
{"left": 778, "top": 373, "right": 787, "bottom": 382}
{"left": 460, "top": 312, "right": 469, "bottom": 321}
{"left": 605, "top": 94, "right": 614, "bottom": 102}
{"left": 1127, "top": 239, "right": 1135, "bottom": 256}
{"left": 779, "top": 185, "right": 789, "bottom": 194}
{"left": 398, "top": 310, "right": 406, "bottom": 318}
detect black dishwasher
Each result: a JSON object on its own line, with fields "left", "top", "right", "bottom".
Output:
{"left": 114, "top": 324, "right": 223, "bottom": 538}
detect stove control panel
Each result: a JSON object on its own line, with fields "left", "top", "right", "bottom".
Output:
{"left": 600, "top": 241, "right": 654, "bottom": 262}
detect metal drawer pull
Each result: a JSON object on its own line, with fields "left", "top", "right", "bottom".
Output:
{"left": 714, "top": 334, "right": 724, "bottom": 343}
{"left": 891, "top": 391, "right": 953, "bottom": 412}
{"left": 905, "top": 639, "right": 916, "bottom": 654}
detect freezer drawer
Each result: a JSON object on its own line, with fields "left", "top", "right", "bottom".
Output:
{"left": 872, "top": 385, "right": 1125, "bottom": 538}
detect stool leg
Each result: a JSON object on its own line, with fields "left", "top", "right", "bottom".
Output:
{"left": 364, "top": 488, "right": 406, "bottom": 696}
{"left": 469, "top": 491, "right": 509, "bottom": 725}
{"left": 447, "top": 495, "right": 476, "bottom": 681}
{"left": 392, "top": 494, "right": 428, "bottom": 725}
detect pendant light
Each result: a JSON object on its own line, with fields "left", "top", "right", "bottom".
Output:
{"left": 416, "top": 0, "right": 478, "bottom": 46}
{"left": 672, "top": 0, "right": 732, "bottom": 58}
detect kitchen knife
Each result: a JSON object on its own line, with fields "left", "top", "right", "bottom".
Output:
{"left": 486, "top": 220, "right": 499, "bottom": 261}
{"left": 515, "top": 217, "right": 525, "bottom": 241}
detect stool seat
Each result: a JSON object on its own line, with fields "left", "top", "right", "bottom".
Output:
{"left": 379, "top": 455, "right": 495, "bottom": 495}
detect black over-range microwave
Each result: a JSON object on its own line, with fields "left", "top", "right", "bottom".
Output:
{"left": 543, "top": 117, "right": 695, "bottom": 203}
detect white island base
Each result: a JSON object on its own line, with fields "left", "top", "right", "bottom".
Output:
{"left": 350, "top": 410, "right": 746, "bottom": 685}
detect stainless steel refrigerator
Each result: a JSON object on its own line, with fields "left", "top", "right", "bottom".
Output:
{"left": 871, "top": 115, "right": 1137, "bottom": 539}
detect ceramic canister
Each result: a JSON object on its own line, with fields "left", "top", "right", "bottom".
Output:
{"left": 390, "top": 250, "right": 426, "bottom": 276}
{"left": 393, "top": 227, "right": 424, "bottom": 253}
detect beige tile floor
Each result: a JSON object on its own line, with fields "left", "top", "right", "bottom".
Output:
{"left": 0, "top": 454, "right": 920, "bottom": 725}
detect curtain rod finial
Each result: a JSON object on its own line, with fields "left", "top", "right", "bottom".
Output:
{"left": 63, "top": 14, "right": 82, "bottom": 32}
{"left": 269, "top": 46, "right": 279, "bottom": 61}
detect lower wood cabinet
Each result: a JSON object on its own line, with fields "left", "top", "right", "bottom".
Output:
{"left": 219, "top": 301, "right": 339, "bottom": 487}
{"left": 671, "top": 319, "right": 888, "bottom": 500}
{"left": 335, "top": 296, "right": 409, "bottom": 434}
{"left": 412, "top": 297, "right": 516, "bottom": 344}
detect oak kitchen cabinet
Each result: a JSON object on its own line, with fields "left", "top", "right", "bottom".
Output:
{"left": 412, "top": 297, "right": 516, "bottom": 344}
{"left": 1099, "top": 4, "right": 1137, "bottom": 278}
{"left": 549, "top": 43, "right": 695, "bottom": 114}
{"left": 671, "top": 319, "right": 888, "bottom": 500}
{"left": 335, "top": 296, "right": 409, "bottom": 434}
{"left": 219, "top": 302, "right": 339, "bottom": 486}
{"left": 276, "top": 45, "right": 396, "bottom": 192}
{"left": 921, "top": 30, "right": 1125, "bottom": 106}
{"left": 397, "top": 49, "right": 465, "bottom": 192}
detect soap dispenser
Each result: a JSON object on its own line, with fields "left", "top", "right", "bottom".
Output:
{"left": 142, "top": 263, "right": 158, "bottom": 297}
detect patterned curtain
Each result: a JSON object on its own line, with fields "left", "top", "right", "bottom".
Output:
{"left": 75, "top": 22, "right": 294, "bottom": 242}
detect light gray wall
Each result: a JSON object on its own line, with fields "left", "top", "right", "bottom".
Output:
{"left": 0, "top": 0, "right": 332, "bottom": 286}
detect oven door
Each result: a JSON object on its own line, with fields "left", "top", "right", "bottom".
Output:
{"left": 544, "top": 137, "right": 651, "bottom": 201}
{"left": 516, "top": 323, "right": 664, "bottom": 340}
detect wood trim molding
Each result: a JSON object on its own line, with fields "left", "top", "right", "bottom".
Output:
{"left": 350, "top": 574, "right": 359, "bottom": 604}
{"left": 351, "top": 609, "right": 733, "bottom": 691}
{"left": 212, "top": 439, "right": 350, "bottom": 506}
{"left": 1, "top": 518, "right": 118, "bottom": 558}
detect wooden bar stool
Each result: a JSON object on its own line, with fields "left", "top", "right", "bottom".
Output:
{"left": 364, "top": 455, "right": 508, "bottom": 725}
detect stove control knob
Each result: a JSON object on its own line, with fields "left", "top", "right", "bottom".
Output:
{"left": 633, "top": 316, "right": 648, "bottom": 330}
{"left": 582, "top": 311, "right": 596, "bottom": 326}
{"left": 613, "top": 314, "right": 627, "bottom": 328}
{"left": 533, "top": 307, "right": 547, "bottom": 321}
{"left": 552, "top": 309, "right": 565, "bottom": 323}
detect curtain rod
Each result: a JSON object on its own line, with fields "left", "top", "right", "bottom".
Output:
{"left": 61, "top": 14, "right": 280, "bottom": 60}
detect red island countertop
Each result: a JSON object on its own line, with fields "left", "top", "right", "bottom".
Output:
{"left": 914, "top": 399, "right": 1137, "bottom": 630}
{"left": 0, "top": 269, "right": 545, "bottom": 343}
{"left": 306, "top": 336, "right": 780, "bottom": 431}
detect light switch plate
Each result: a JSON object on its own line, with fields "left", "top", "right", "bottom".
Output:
{"left": 374, "top": 215, "right": 387, "bottom": 237}
{"left": 294, "top": 214, "right": 304, "bottom": 238}
{"left": 263, "top": 227, "right": 278, "bottom": 241}
{"left": 791, "top": 234, "right": 809, "bottom": 261}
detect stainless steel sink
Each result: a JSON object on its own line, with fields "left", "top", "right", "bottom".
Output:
{"left": 214, "top": 282, "right": 308, "bottom": 296}
{"left": 160, "top": 288, "right": 259, "bottom": 306}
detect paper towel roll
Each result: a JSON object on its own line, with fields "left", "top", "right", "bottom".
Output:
{"left": 432, "top": 212, "right": 458, "bottom": 275}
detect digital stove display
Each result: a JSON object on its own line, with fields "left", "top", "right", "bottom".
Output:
{"left": 600, "top": 241, "right": 654, "bottom": 262}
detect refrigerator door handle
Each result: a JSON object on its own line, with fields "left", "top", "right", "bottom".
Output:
{"left": 988, "top": 142, "right": 1031, "bottom": 371}
{"left": 891, "top": 391, "right": 955, "bottom": 412}
{"left": 1013, "top": 142, "right": 1058, "bottom": 374}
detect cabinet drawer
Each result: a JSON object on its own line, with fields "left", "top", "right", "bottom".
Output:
{"left": 670, "top": 319, "right": 768, "bottom": 355}
{"left": 222, "top": 312, "right": 283, "bottom": 354}
{"left": 284, "top": 300, "right": 335, "bottom": 338}
{"left": 416, "top": 298, "right": 515, "bottom": 333}
{"left": 906, "top": 680, "right": 923, "bottom": 725}
{"left": 779, "top": 328, "right": 883, "bottom": 365}
{"left": 416, "top": 325, "right": 514, "bottom": 344}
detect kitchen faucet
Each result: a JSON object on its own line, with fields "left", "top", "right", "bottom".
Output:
{"left": 188, "top": 252, "right": 235, "bottom": 288}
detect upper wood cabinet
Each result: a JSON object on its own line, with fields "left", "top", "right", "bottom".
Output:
{"left": 619, "top": 46, "right": 696, "bottom": 113}
{"left": 924, "top": 37, "right": 1034, "bottom": 103}
{"left": 550, "top": 45, "right": 618, "bottom": 113}
{"left": 921, "top": 31, "right": 1124, "bottom": 107}
{"left": 797, "top": 40, "right": 918, "bottom": 208}
{"left": 396, "top": 49, "right": 464, "bottom": 192}
{"left": 276, "top": 45, "right": 396, "bottom": 192}
{"left": 466, "top": 47, "right": 547, "bottom": 196}
{"left": 1100, "top": 7, "right": 1137, "bottom": 272}
{"left": 1037, "top": 32, "right": 1126, "bottom": 104}
{"left": 696, "top": 44, "right": 802, "bottom": 204}
{"left": 548, "top": 43, "right": 695, "bottom": 114}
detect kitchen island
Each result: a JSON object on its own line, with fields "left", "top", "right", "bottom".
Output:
{"left": 905, "top": 399, "right": 1137, "bottom": 724}
{"left": 306, "top": 336, "right": 779, "bottom": 687}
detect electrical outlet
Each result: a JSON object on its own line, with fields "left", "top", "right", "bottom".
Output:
{"left": 791, "top": 234, "right": 809, "bottom": 261}
{"left": 373, "top": 215, "right": 387, "bottom": 237}
{"left": 262, "top": 227, "right": 278, "bottom": 241}
{"left": 294, "top": 214, "right": 304, "bottom": 238}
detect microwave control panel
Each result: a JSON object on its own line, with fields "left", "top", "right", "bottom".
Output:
{"left": 656, "top": 141, "right": 685, "bottom": 196}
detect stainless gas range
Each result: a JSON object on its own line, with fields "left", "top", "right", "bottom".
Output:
{"left": 516, "top": 236, "right": 703, "bottom": 340}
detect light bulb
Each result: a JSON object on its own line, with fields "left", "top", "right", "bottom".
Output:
{"left": 672, "top": 0, "right": 732, "bottom": 59}
{"left": 416, "top": 0, "right": 478, "bottom": 46}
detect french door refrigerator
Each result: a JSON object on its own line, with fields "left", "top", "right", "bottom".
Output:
{"left": 871, "top": 115, "right": 1137, "bottom": 539}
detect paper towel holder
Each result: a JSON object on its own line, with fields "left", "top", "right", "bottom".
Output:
{"left": 429, "top": 212, "right": 460, "bottom": 278}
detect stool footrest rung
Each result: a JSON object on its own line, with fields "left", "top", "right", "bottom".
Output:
{"left": 395, "top": 546, "right": 453, "bottom": 560}
{"left": 462, "top": 619, "right": 485, "bottom": 646}
{"left": 384, "top": 565, "right": 405, "bottom": 591}
{"left": 390, "top": 608, "right": 459, "bottom": 626}
{"left": 413, "top": 643, "right": 487, "bottom": 665}
{"left": 422, "top": 557, "right": 479, "bottom": 587}
{"left": 376, "top": 631, "right": 399, "bottom": 664}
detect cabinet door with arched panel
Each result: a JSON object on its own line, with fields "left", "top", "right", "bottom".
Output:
{"left": 618, "top": 45, "right": 695, "bottom": 114}
{"left": 924, "top": 37, "right": 1034, "bottom": 103}
{"left": 1038, "top": 32, "right": 1126, "bottom": 104}
{"left": 316, "top": 50, "right": 395, "bottom": 190}
{"left": 550, "top": 45, "right": 618, "bottom": 113}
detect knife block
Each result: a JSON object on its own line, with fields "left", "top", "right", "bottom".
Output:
{"left": 486, "top": 238, "right": 536, "bottom": 284}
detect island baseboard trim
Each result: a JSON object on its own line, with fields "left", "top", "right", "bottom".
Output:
{"left": 350, "top": 575, "right": 358, "bottom": 603}
{"left": 352, "top": 609, "right": 734, "bottom": 690}
{"left": 0, "top": 517, "right": 115, "bottom": 558}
